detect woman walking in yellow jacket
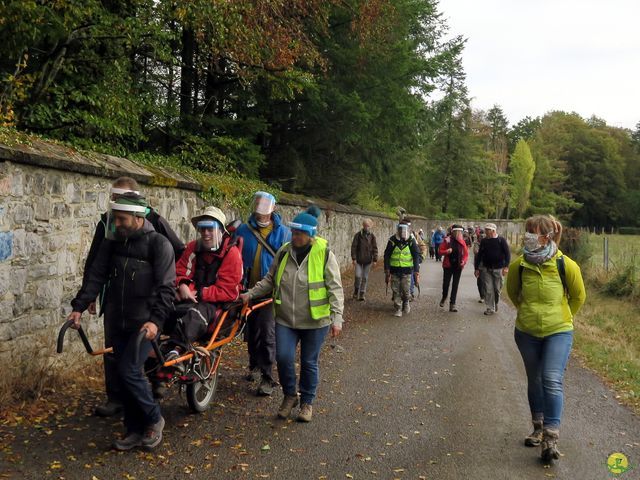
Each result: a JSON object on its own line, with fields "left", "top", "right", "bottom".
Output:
{"left": 506, "top": 215, "right": 586, "bottom": 463}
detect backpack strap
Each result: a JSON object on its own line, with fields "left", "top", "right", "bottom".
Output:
{"left": 557, "top": 255, "right": 568, "bottom": 296}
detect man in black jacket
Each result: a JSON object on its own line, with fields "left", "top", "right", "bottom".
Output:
{"left": 350, "top": 218, "right": 378, "bottom": 301}
{"left": 67, "top": 194, "right": 176, "bottom": 451}
{"left": 84, "top": 177, "right": 184, "bottom": 416}
{"left": 474, "top": 223, "right": 510, "bottom": 315}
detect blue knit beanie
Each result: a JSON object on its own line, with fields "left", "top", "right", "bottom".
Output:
{"left": 289, "top": 205, "right": 321, "bottom": 237}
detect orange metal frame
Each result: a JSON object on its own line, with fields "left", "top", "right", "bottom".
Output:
{"left": 162, "top": 299, "right": 272, "bottom": 368}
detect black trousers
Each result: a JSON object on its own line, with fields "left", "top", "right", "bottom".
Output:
{"left": 103, "top": 316, "right": 121, "bottom": 402}
{"left": 246, "top": 304, "right": 276, "bottom": 381}
{"left": 442, "top": 267, "right": 463, "bottom": 305}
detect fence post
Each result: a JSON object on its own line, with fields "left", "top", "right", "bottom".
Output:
{"left": 603, "top": 236, "right": 609, "bottom": 271}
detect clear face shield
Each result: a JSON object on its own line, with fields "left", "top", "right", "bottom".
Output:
{"left": 196, "top": 220, "right": 224, "bottom": 252}
{"left": 397, "top": 224, "right": 409, "bottom": 240}
{"left": 105, "top": 202, "right": 146, "bottom": 240}
{"left": 253, "top": 191, "right": 276, "bottom": 217}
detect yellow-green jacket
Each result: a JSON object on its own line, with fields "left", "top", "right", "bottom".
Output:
{"left": 506, "top": 249, "right": 586, "bottom": 338}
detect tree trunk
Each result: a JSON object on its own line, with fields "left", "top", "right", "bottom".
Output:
{"left": 180, "top": 27, "right": 195, "bottom": 126}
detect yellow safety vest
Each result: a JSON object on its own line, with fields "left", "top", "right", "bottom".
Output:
{"left": 274, "top": 237, "right": 331, "bottom": 320}
{"left": 390, "top": 239, "right": 413, "bottom": 268}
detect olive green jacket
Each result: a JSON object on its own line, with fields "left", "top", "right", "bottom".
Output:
{"left": 506, "top": 250, "right": 586, "bottom": 338}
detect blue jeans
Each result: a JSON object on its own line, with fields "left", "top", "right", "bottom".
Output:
{"left": 275, "top": 324, "right": 330, "bottom": 405}
{"left": 514, "top": 328, "right": 573, "bottom": 428}
{"left": 112, "top": 329, "right": 162, "bottom": 434}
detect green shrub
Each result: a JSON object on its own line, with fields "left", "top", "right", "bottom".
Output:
{"left": 603, "top": 264, "right": 638, "bottom": 298}
{"left": 560, "top": 228, "right": 592, "bottom": 265}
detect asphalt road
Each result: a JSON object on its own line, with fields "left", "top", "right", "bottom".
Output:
{"left": 2, "top": 259, "right": 639, "bottom": 479}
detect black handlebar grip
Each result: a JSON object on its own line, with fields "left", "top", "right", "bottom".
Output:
{"left": 56, "top": 320, "right": 73, "bottom": 353}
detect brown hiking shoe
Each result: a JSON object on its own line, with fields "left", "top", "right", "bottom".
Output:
{"left": 524, "top": 420, "right": 544, "bottom": 447}
{"left": 141, "top": 416, "right": 165, "bottom": 450}
{"left": 541, "top": 428, "right": 561, "bottom": 462}
{"left": 297, "top": 403, "right": 313, "bottom": 422}
{"left": 277, "top": 395, "right": 299, "bottom": 419}
{"left": 111, "top": 432, "right": 142, "bottom": 451}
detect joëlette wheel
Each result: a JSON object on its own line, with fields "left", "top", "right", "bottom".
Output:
{"left": 186, "top": 367, "right": 219, "bottom": 413}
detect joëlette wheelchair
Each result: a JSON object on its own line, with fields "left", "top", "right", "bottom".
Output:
{"left": 57, "top": 299, "right": 272, "bottom": 413}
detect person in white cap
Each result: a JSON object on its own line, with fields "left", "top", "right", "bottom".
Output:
{"left": 474, "top": 223, "right": 510, "bottom": 315}
{"left": 165, "top": 206, "right": 243, "bottom": 354}
{"left": 438, "top": 224, "right": 469, "bottom": 312}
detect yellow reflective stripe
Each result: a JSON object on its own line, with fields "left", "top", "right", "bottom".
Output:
{"left": 308, "top": 237, "right": 330, "bottom": 320}
{"left": 274, "top": 248, "right": 290, "bottom": 303}
{"left": 309, "top": 298, "right": 330, "bottom": 307}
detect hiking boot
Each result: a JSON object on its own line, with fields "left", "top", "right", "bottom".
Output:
{"left": 393, "top": 308, "right": 403, "bottom": 317}
{"left": 410, "top": 294, "right": 415, "bottom": 302}
{"left": 95, "top": 400, "right": 123, "bottom": 417}
{"left": 297, "top": 403, "right": 313, "bottom": 422}
{"left": 484, "top": 309, "right": 495, "bottom": 316}
{"left": 449, "top": 304, "right": 458, "bottom": 312}
{"left": 256, "top": 378, "right": 275, "bottom": 397}
{"left": 540, "top": 428, "right": 561, "bottom": 462}
{"left": 152, "top": 381, "right": 167, "bottom": 400}
{"left": 245, "top": 368, "right": 261, "bottom": 382}
{"left": 141, "top": 416, "right": 165, "bottom": 450}
{"left": 277, "top": 395, "right": 299, "bottom": 419}
{"left": 524, "top": 420, "right": 544, "bottom": 447}
{"left": 111, "top": 432, "right": 142, "bottom": 451}
{"left": 439, "top": 298, "right": 446, "bottom": 308}
{"left": 352, "top": 292, "right": 359, "bottom": 300}
{"left": 402, "top": 302, "right": 410, "bottom": 314}
{"left": 358, "top": 294, "right": 366, "bottom": 302}
{"left": 478, "top": 298, "right": 484, "bottom": 303}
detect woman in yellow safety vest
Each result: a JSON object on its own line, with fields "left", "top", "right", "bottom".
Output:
{"left": 241, "top": 206, "right": 344, "bottom": 423}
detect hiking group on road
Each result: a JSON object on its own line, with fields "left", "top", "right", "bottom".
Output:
{"left": 62, "top": 179, "right": 586, "bottom": 467}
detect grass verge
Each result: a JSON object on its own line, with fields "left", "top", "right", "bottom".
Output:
{"left": 573, "top": 288, "right": 640, "bottom": 413}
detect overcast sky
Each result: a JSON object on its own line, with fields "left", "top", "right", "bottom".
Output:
{"left": 439, "top": 0, "right": 640, "bottom": 129}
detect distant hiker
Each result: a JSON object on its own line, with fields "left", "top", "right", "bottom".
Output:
{"left": 383, "top": 222, "right": 421, "bottom": 317}
{"left": 474, "top": 223, "right": 510, "bottom": 315}
{"left": 506, "top": 215, "right": 586, "bottom": 463}
{"left": 428, "top": 229, "right": 436, "bottom": 259}
{"left": 432, "top": 227, "right": 445, "bottom": 262}
{"left": 350, "top": 218, "right": 378, "bottom": 302}
{"left": 438, "top": 224, "right": 469, "bottom": 312}
{"left": 472, "top": 225, "right": 485, "bottom": 302}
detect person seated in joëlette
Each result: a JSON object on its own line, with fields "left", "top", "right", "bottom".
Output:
{"left": 165, "top": 206, "right": 243, "bottom": 361}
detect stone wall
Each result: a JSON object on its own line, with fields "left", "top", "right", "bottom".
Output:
{"left": 0, "top": 138, "right": 523, "bottom": 370}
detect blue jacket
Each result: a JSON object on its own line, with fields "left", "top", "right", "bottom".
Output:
{"left": 431, "top": 230, "right": 445, "bottom": 246}
{"left": 236, "top": 212, "right": 291, "bottom": 280}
